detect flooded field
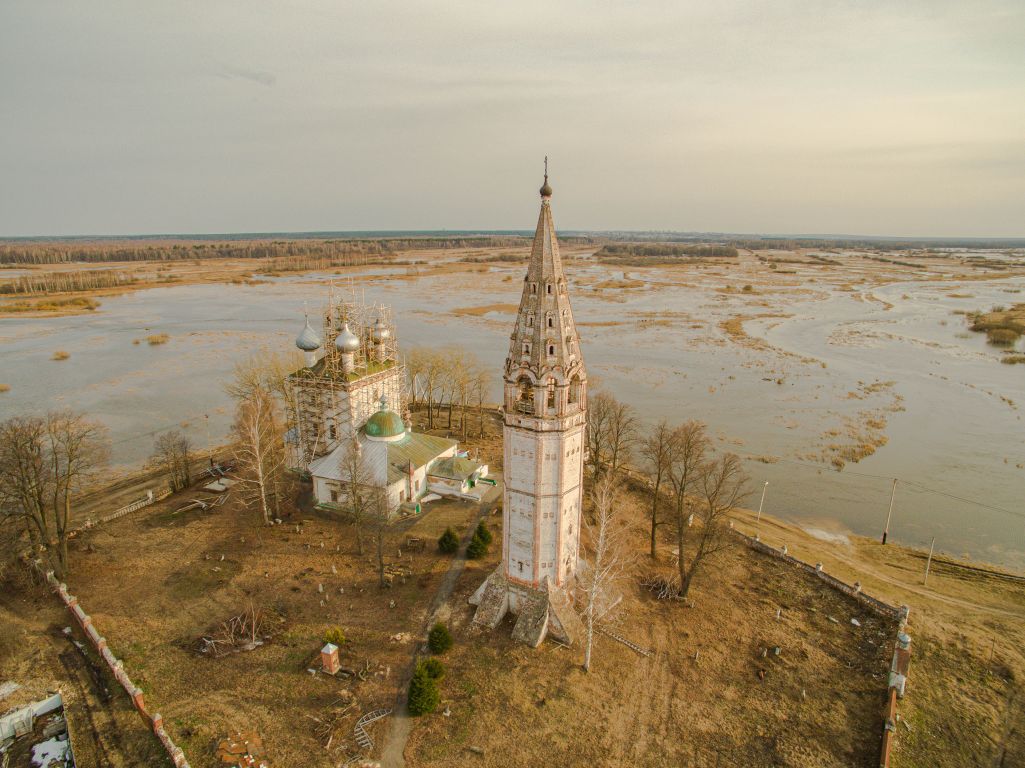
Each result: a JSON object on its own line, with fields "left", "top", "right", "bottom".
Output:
{"left": 1, "top": 251, "right": 1023, "bottom": 569}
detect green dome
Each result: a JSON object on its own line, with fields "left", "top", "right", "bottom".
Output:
{"left": 365, "top": 408, "right": 405, "bottom": 439}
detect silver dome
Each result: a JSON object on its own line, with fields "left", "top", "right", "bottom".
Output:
{"left": 295, "top": 318, "right": 322, "bottom": 351}
{"left": 335, "top": 323, "right": 360, "bottom": 353}
{"left": 371, "top": 318, "right": 391, "bottom": 343}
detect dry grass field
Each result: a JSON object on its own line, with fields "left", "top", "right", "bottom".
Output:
{"left": 3, "top": 465, "right": 1023, "bottom": 767}
{"left": 405, "top": 485, "right": 898, "bottom": 768}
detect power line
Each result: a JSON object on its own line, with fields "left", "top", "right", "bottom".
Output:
{"left": 736, "top": 451, "right": 1023, "bottom": 520}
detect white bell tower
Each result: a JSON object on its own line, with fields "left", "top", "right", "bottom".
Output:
{"left": 471, "top": 160, "right": 588, "bottom": 646}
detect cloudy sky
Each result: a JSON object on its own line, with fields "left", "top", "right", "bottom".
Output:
{"left": 1, "top": 1, "right": 1023, "bottom": 237}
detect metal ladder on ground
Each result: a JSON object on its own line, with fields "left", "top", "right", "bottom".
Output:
{"left": 354, "top": 708, "right": 392, "bottom": 750}
{"left": 597, "top": 626, "right": 653, "bottom": 658}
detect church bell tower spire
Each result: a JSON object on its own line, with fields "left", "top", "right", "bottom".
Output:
{"left": 470, "top": 161, "right": 588, "bottom": 647}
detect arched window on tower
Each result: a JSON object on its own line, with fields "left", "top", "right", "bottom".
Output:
{"left": 547, "top": 315, "right": 554, "bottom": 328}
{"left": 546, "top": 379, "right": 556, "bottom": 411}
{"left": 516, "top": 376, "right": 533, "bottom": 414}
{"left": 568, "top": 374, "right": 581, "bottom": 406}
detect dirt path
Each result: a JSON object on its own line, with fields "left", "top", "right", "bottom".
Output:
{"left": 378, "top": 488, "right": 500, "bottom": 768}
{"left": 826, "top": 549, "right": 1025, "bottom": 620}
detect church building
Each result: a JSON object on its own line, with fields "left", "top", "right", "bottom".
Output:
{"left": 470, "top": 165, "right": 588, "bottom": 646}
{"left": 287, "top": 292, "right": 488, "bottom": 515}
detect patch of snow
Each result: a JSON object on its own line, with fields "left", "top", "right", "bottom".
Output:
{"left": 803, "top": 526, "right": 851, "bottom": 546}
{"left": 31, "top": 734, "right": 69, "bottom": 767}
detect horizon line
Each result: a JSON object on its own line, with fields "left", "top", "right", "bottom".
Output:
{"left": 3, "top": 228, "right": 1025, "bottom": 246}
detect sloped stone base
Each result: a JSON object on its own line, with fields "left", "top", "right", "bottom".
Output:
{"left": 469, "top": 570, "right": 509, "bottom": 629}
{"left": 545, "top": 581, "right": 584, "bottom": 646}
{"left": 470, "top": 569, "right": 581, "bottom": 647}
{"left": 511, "top": 589, "right": 549, "bottom": 647}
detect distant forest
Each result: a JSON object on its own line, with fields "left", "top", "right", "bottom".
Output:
{"left": 595, "top": 243, "right": 739, "bottom": 264}
{"left": 0, "top": 236, "right": 534, "bottom": 265}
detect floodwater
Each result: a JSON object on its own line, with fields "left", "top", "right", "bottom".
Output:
{"left": 1, "top": 260, "right": 1023, "bottom": 569}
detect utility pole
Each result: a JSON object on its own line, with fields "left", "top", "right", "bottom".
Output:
{"left": 924, "top": 537, "right": 936, "bottom": 586}
{"left": 882, "top": 478, "right": 897, "bottom": 544}
{"left": 756, "top": 481, "right": 769, "bottom": 524}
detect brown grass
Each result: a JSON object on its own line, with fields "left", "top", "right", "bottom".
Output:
{"left": 147, "top": 333, "right": 170, "bottom": 346}
{"left": 451, "top": 303, "right": 519, "bottom": 317}
{"left": 2, "top": 296, "right": 100, "bottom": 314}
{"left": 407, "top": 485, "right": 896, "bottom": 768}
{"left": 7, "top": 469, "right": 488, "bottom": 767}
{"left": 0, "top": 384, "right": 9, "bottom": 393}
{"left": 52, "top": 350, "right": 70, "bottom": 361}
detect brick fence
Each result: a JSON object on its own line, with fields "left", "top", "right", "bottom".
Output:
{"left": 38, "top": 568, "right": 192, "bottom": 768}
{"left": 732, "top": 529, "right": 912, "bottom": 767}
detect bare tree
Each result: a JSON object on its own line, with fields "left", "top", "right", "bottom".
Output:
{"left": 405, "top": 348, "right": 428, "bottom": 408}
{"left": 471, "top": 364, "right": 493, "bottom": 438}
{"left": 151, "top": 430, "right": 193, "bottom": 492}
{"left": 585, "top": 392, "right": 637, "bottom": 478}
{"left": 0, "top": 412, "right": 109, "bottom": 578}
{"left": 639, "top": 419, "right": 676, "bottom": 560}
{"left": 232, "top": 387, "right": 284, "bottom": 525}
{"left": 420, "top": 350, "right": 443, "bottom": 429}
{"left": 336, "top": 437, "right": 375, "bottom": 555}
{"left": 666, "top": 421, "right": 709, "bottom": 596}
{"left": 370, "top": 487, "right": 394, "bottom": 589}
{"left": 678, "top": 453, "right": 747, "bottom": 598}
{"left": 581, "top": 472, "right": 631, "bottom": 672}
{"left": 226, "top": 348, "right": 303, "bottom": 444}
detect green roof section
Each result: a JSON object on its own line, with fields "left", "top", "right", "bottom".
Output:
{"left": 387, "top": 433, "right": 457, "bottom": 481}
{"left": 429, "top": 456, "right": 484, "bottom": 481}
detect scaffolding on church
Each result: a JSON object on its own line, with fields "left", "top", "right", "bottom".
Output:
{"left": 287, "top": 284, "right": 408, "bottom": 473}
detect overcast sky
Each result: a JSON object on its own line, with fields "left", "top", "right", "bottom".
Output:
{"left": 1, "top": 1, "right": 1023, "bottom": 237}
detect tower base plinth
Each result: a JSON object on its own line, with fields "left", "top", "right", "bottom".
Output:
{"left": 469, "top": 569, "right": 583, "bottom": 647}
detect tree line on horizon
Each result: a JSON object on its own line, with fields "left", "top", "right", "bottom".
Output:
{"left": 0, "top": 236, "right": 535, "bottom": 265}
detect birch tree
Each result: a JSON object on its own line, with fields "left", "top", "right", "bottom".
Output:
{"left": 232, "top": 387, "right": 284, "bottom": 525}
{"left": 581, "top": 472, "right": 631, "bottom": 673}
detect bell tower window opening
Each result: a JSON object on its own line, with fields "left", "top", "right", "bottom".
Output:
{"left": 548, "top": 344, "right": 555, "bottom": 356}
{"left": 546, "top": 283, "right": 552, "bottom": 295}
{"left": 516, "top": 376, "right": 533, "bottom": 414}
{"left": 568, "top": 375, "right": 581, "bottom": 405}
{"left": 527, "top": 314, "right": 534, "bottom": 328}
{"left": 547, "top": 316, "right": 553, "bottom": 328}
{"left": 546, "top": 380, "right": 556, "bottom": 410}
{"left": 530, "top": 283, "right": 537, "bottom": 294}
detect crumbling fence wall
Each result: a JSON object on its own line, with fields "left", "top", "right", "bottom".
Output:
{"left": 732, "top": 529, "right": 912, "bottom": 768}
{"left": 35, "top": 566, "right": 192, "bottom": 768}
{"left": 69, "top": 488, "right": 172, "bottom": 539}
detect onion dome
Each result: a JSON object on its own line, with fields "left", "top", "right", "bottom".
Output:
{"left": 295, "top": 316, "right": 322, "bottom": 352}
{"left": 540, "top": 174, "right": 552, "bottom": 198}
{"left": 371, "top": 318, "right": 391, "bottom": 344}
{"left": 335, "top": 323, "right": 360, "bottom": 353}
{"left": 364, "top": 397, "right": 405, "bottom": 440}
